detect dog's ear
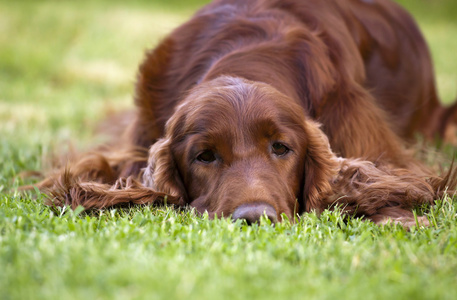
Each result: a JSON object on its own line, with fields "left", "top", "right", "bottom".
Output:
{"left": 300, "top": 121, "right": 443, "bottom": 226}
{"left": 327, "top": 157, "right": 443, "bottom": 225}
{"left": 301, "top": 120, "right": 339, "bottom": 212}
{"left": 312, "top": 148, "right": 456, "bottom": 226}
{"left": 143, "top": 137, "right": 187, "bottom": 202}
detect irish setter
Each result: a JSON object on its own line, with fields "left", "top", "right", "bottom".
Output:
{"left": 37, "top": 0, "right": 457, "bottom": 226}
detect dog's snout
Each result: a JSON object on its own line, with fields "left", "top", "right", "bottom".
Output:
{"left": 232, "top": 202, "right": 277, "bottom": 225}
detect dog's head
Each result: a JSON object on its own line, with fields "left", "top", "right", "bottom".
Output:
{"left": 143, "top": 76, "right": 338, "bottom": 222}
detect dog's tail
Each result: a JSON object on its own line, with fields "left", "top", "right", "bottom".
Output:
{"left": 440, "top": 97, "right": 457, "bottom": 144}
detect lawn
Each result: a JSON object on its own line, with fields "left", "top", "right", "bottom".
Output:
{"left": 1, "top": 0, "right": 457, "bottom": 299}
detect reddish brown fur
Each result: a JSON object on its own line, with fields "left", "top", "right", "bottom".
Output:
{"left": 36, "top": 0, "right": 456, "bottom": 225}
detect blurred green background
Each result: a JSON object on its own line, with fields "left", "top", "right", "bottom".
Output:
{"left": 0, "top": 0, "right": 456, "bottom": 144}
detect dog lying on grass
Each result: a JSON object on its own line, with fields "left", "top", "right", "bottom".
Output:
{"left": 35, "top": 0, "right": 457, "bottom": 226}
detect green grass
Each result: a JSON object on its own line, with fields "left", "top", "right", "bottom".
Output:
{"left": 1, "top": 0, "right": 457, "bottom": 299}
{"left": 2, "top": 195, "right": 457, "bottom": 300}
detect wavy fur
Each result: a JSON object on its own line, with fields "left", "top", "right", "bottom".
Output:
{"left": 32, "top": 0, "right": 456, "bottom": 226}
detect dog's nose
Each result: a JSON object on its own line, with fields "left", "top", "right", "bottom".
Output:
{"left": 232, "top": 202, "right": 278, "bottom": 225}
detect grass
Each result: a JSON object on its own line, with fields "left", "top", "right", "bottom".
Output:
{"left": 2, "top": 195, "right": 457, "bottom": 300}
{"left": 1, "top": 0, "right": 457, "bottom": 299}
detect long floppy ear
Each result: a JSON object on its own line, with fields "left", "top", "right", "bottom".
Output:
{"left": 32, "top": 146, "right": 185, "bottom": 211}
{"left": 302, "top": 120, "right": 340, "bottom": 212}
{"left": 142, "top": 137, "right": 187, "bottom": 202}
{"left": 326, "top": 158, "right": 457, "bottom": 224}
{"left": 301, "top": 119, "right": 456, "bottom": 226}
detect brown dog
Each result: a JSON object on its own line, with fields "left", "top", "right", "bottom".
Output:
{"left": 39, "top": 0, "right": 457, "bottom": 225}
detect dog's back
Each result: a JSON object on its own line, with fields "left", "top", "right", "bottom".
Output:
{"left": 133, "top": 0, "right": 449, "bottom": 154}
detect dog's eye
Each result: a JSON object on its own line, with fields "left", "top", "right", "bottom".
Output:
{"left": 196, "top": 150, "right": 217, "bottom": 163}
{"left": 271, "top": 142, "right": 290, "bottom": 156}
